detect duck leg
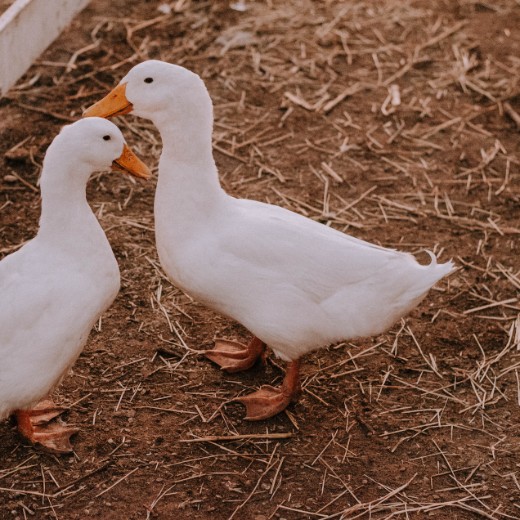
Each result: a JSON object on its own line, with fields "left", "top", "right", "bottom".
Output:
{"left": 206, "top": 336, "right": 266, "bottom": 373}
{"left": 235, "top": 359, "right": 301, "bottom": 420}
{"left": 15, "top": 399, "right": 79, "bottom": 454}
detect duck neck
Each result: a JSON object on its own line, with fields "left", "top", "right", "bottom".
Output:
{"left": 37, "top": 158, "right": 95, "bottom": 241}
{"left": 153, "top": 106, "right": 225, "bottom": 209}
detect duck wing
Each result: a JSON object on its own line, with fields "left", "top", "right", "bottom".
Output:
{"left": 0, "top": 240, "right": 110, "bottom": 373}
{"left": 220, "top": 198, "right": 415, "bottom": 304}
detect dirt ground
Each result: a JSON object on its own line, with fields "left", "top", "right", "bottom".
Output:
{"left": 0, "top": 1, "right": 13, "bottom": 16}
{"left": 1, "top": 0, "right": 519, "bottom": 518}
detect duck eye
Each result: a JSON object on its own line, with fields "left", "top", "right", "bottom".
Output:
{"left": 144, "top": 77, "right": 154, "bottom": 84}
{"left": 103, "top": 135, "right": 111, "bottom": 141}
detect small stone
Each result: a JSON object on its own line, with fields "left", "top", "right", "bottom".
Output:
{"left": 5, "top": 148, "right": 30, "bottom": 162}
{"left": 157, "top": 3, "right": 171, "bottom": 14}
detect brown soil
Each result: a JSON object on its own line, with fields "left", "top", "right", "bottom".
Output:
{"left": 0, "top": 1, "right": 13, "bottom": 16}
{"left": 1, "top": 1, "right": 519, "bottom": 519}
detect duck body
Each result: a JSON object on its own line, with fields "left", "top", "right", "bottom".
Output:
{"left": 85, "top": 60, "right": 454, "bottom": 420}
{"left": 0, "top": 117, "right": 150, "bottom": 449}
{"left": 0, "top": 209, "right": 120, "bottom": 420}
{"left": 155, "top": 151, "right": 452, "bottom": 362}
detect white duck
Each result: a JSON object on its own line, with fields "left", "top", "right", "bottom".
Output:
{"left": 0, "top": 117, "right": 150, "bottom": 452}
{"left": 85, "top": 61, "right": 454, "bottom": 421}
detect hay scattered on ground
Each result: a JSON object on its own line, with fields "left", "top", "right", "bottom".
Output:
{"left": 0, "top": 1, "right": 519, "bottom": 518}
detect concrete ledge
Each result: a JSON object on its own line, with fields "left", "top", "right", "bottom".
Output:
{"left": 0, "top": 0, "right": 90, "bottom": 95}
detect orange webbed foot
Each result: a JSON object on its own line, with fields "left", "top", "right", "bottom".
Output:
{"left": 234, "top": 359, "right": 301, "bottom": 421}
{"left": 15, "top": 399, "right": 79, "bottom": 454}
{"left": 205, "top": 336, "right": 266, "bottom": 373}
{"left": 235, "top": 385, "right": 293, "bottom": 420}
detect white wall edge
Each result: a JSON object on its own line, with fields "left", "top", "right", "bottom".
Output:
{"left": 0, "top": 0, "right": 91, "bottom": 96}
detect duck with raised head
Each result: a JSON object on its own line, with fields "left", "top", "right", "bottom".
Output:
{"left": 0, "top": 118, "right": 150, "bottom": 452}
{"left": 85, "top": 61, "right": 454, "bottom": 421}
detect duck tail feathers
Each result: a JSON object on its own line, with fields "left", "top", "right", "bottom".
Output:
{"left": 400, "top": 250, "right": 455, "bottom": 306}
{"left": 423, "top": 249, "right": 456, "bottom": 281}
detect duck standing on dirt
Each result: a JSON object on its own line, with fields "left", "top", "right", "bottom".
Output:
{"left": 0, "top": 118, "right": 150, "bottom": 452}
{"left": 84, "top": 60, "right": 454, "bottom": 421}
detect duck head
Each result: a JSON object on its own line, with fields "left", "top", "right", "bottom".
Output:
{"left": 83, "top": 60, "right": 213, "bottom": 131}
{"left": 46, "top": 117, "right": 151, "bottom": 181}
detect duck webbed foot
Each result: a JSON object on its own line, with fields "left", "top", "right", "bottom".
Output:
{"left": 206, "top": 336, "right": 266, "bottom": 373}
{"left": 15, "top": 399, "right": 79, "bottom": 454}
{"left": 235, "top": 359, "right": 301, "bottom": 420}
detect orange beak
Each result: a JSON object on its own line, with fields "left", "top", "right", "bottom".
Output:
{"left": 111, "top": 144, "right": 151, "bottom": 180}
{"left": 83, "top": 83, "right": 133, "bottom": 119}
